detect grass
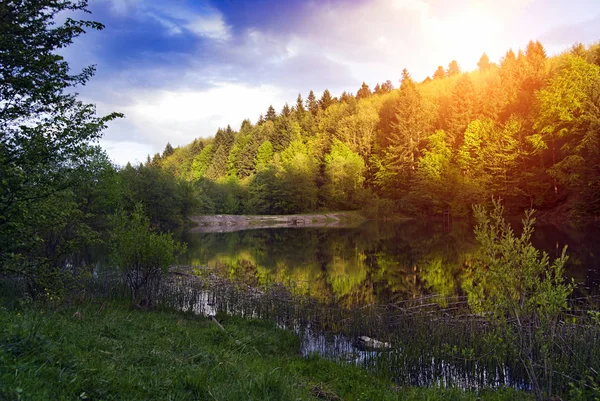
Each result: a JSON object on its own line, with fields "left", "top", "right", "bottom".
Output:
{"left": 0, "top": 299, "right": 532, "bottom": 401}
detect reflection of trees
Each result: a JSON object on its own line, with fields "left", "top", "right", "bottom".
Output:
{"left": 176, "top": 219, "right": 597, "bottom": 306}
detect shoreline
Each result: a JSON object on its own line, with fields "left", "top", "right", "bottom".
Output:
{"left": 188, "top": 211, "right": 369, "bottom": 233}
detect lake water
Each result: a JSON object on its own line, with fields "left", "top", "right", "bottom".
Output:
{"left": 178, "top": 219, "right": 600, "bottom": 306}
{"left": 165, "top": 219, "right": 600, "bottom": 390}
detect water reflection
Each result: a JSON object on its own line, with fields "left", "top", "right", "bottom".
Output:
{"left": 178, "top": 220, "right": 600, "bottom": 306}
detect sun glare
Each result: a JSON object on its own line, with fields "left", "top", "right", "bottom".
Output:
{"left": 426, "top": 6, "right": 503, "bottom": 70}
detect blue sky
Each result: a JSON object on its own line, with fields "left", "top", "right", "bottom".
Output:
{"left": 65, "top": 0, "right": 600, "bottom": 165}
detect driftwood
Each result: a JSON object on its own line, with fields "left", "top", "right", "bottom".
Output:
{"left": 210, "top": 315, "right": 226, "bottom": 331}
{"left": 354, "top": 336, "right": 392, "bottom": 351}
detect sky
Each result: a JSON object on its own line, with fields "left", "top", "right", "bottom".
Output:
{"left": 64, "top": 0, "right": 600, "bottom": 166}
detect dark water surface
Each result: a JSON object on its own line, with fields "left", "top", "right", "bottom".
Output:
{"left": 177, "top": 219, "right": 600, "bottom": 306}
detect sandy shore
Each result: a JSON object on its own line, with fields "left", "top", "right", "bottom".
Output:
{"left": 188, "top": 212, "right": 365, "bottom": 233}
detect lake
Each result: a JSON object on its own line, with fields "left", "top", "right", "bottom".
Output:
{"left": 177, "top": 219, "right": 600, "bottom": 307}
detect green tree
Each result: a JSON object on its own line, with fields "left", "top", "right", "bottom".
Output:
{"left": 323, "top": 140, "right": 366, "bottom": 209}
{"left": 266, "top": 105, "right": 277, "bottom": 122}
{"left": 379, "top": 69, "right": 427, "bottom": 194}
{"left": 412, "top": 130, "right": 454, "bottom": 215}
{"left": 295, "top": 93, "right": 305, "bottom": 115}
{"left": 319, "top": 89, "right": 334, "bottom": 111}
{"left": 162, "top": 142, "right": 175, "bottom": 157}
{"left": 306, "top": 90, "right": 319, "bottom": 115}
{"left": 534, "top": 55, "right": 600, "bottom": 213}
{"left": 446, "top": 74, "right": 476, "bottom": 146}
{"left": 468, "top": 201, "right": 573, "bottom": 401}
{"left": 276, "top": 139, "right": 319, "bottom": 213}
{"left": 191, "top": 143, "right": 215, "bottom": 180}
{"left": 0, "top": 0, "right": 122, "bottom": 295}
{"left": 110, "top": 205, "right": 185, "bottom": 307}
{"left": 255, "top": 140, "right": 274, "bottom": 171}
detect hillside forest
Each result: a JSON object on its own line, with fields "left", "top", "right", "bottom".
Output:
{"left": 134, "top": 41, "right": 600, "bottom": 221}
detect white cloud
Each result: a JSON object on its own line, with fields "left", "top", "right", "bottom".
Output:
{"left": 86, "top": 0, "right": 597, "bottom": 166}
{"left": 93, "top": 83, "right": 284, "bottom": 165}
{"left": 184, "top": 13, "right": 231, "bottom": 40}
{"left": 100, "top": 0, "right": 231, "bottom": 41}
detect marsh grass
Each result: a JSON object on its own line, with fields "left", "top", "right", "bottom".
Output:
{"left": 156, "top": 269, "right": 600, "bottom": 398}
{"left": 3, "top": 265, "right": 595, "bottom": 400}
{"left": 0, "top": 298, "right": 531, "bottom": 401}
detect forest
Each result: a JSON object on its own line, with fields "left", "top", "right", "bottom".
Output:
{"left": 1, "top": 1, "right": 600, "bottom": 400}
{"left": 132, "top": 41, "right": 600, "bottom": 221}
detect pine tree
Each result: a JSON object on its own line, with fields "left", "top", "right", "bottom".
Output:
{"left": 281, "top": 103, "right": 291, "bottom": 117}
{"left": 446, "top": 60, "right": 460, "bottom": 77}
{"left": 356, "top": 82, "right": 371, "bottom": 99}
{"left": 446, "top": 75, "right": 476, "bottom": 146}
{"left": 266, "top": 105, "right": 277, "bottom": 122}
{"left": 339, "top": 91, "right": 354, "bottom": 103}
{"left": 306, "top": 90, "right": 319, "bottom": 115}
{"left": 382, "top": 80, "right": 394, "bottom": 92}
{"left": 477, "top": 53, "right": 491, "bottom": 70}
{"left": 433, "top": 66, "right": 445, "bottom": 80}
{"left": 295, "top": 93, "right": 305, "bottom": 115}
{"left": 163, "top": 142, "right": 175, "bottom": 157}
{"left": 385, "top": 69, "right": 427, "bottom": 184}
{"left": 319, "top": 89, "right": 334, "bottom": 111}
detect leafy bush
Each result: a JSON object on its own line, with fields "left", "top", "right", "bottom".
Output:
{"left": 110, "top": 205, "right": 185, "bottom": 307}
{"left": 467, "top": 200, "right": 574, "bottom": 400}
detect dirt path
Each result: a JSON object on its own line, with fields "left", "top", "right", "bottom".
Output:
{"left": 188, "top": 212, "right": 365, "bottom": 233}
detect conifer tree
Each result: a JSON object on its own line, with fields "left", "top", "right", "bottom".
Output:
{"left": 163, "top": 142, "right": 175, "bottom": 158}
{"left": 356, "top": 82, "right": 372, "bottom": 99}
{"left": 319, "top": 89, "right": 334, "bottom": 111}
{"left": 446, "top": 75, "right": 476, "bottom": 146}
{"left": 339, "top": 91, "right": 354, "bottom": 103}
{"left": 384, "top": 69, "right": 427, "bottom": 185}
{"left": 446, "top": 60, "right": 461, "bottom": 77}
{"left": 266, "top": 105, "right": 277, "bottom": 122}
{"left": 382, "top": 80, "right": 394, "bottom": 92}
{"left": 306, "top": 90, "right": 319, "bottom": 115}
{"left": 295, "top": 93, "right": 305, "bottom": 115}
{"left": 433, "top": 65, "right": 445, "bottom": 80}
{"left": 477, "top": 53, "right": 491, "bottom": 70}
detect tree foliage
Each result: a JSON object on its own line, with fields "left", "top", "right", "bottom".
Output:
{"left": 110, "top": 205, "right": 185, "bottom": 307}
{"left": 468, "top": 200, "right": 574, "bottom": 400}
{"left": 0, "top": 0, "right": 122, "bottom": 294}
{"left": 150, "top": 41, "right": 600, "bottom": 220}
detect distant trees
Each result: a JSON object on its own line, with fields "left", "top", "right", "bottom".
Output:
{"left": 446, "top": 60, "right": 460, "bottom": 77}
{"left": 433, "top": 66, "right": 445, "bottom": 80}
{"left": 356, "top": 82, "right": 372, "bottom": 99}
{"left": 306, "top": 90, "right": 319, "bottom": 115}
{"left": 477, "top": 53, "right": 491, "bottom": 70}
{"left": 148, "top": 40, "right": 600, "bottom": 220}
{"left": 324, "top": 140, "right": 365, "bottom": 209}
{"left": 319, "top": 89, "right": 334, "bottom": 111}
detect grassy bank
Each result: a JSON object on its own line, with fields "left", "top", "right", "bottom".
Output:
{"left": 0, "top": 300, "right": 530, "bottom": 401}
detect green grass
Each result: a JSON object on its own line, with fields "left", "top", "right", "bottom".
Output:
{"left": 0, "top": 300, "right": 532, "bottom": 401}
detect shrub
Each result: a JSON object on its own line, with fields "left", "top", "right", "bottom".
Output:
{"left": 110, "top": 205, "right": 185, "bottom": 307}
{"left": 467, "top": 200, "right": 574, "bottom": 400}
